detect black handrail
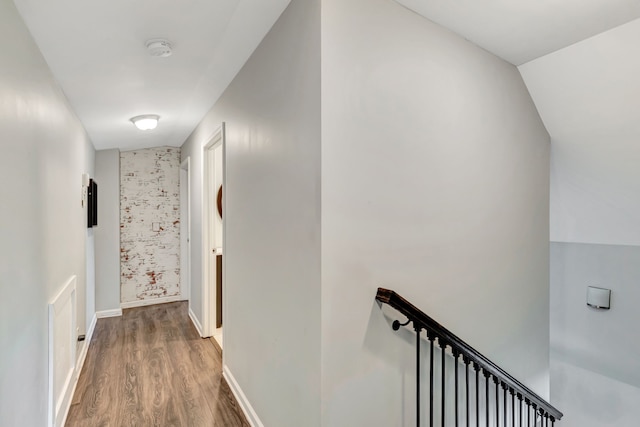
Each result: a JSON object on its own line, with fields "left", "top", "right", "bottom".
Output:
{"left": 376, "top": 287, "right": 562, "bottom": 424}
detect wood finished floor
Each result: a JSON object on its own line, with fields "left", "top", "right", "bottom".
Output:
{"left": 66, "top": 302, "right": 249, "bottom": 427}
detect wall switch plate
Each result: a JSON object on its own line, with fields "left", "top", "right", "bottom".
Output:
{"left": 587, "top": 286, "right": 611, "bottom": 309}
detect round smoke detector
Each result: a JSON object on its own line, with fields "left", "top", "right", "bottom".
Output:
{"left": 146, "top": 39, "right": 173, "bottom": 57}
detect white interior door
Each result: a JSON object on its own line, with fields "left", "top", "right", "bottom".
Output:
{"left": 203, "top": 126, "right": 224, "bottom": 337}
{"left": 211, "top": 143, "right": 223, "bottom": 329}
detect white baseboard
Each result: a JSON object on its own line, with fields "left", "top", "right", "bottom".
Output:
{"left": 96, "top": 308, "right": 122, "bottom": 318}
{"left": 120, "top": 295, "right": 183, "bottom": 309}
{"left": 223, "top": 365, "right": 264, "bottom": 427}
{"left": 75, "top": 314, "right": 97, "bottom": 373}
{"left": 189, "top": 307, "right": 204, "bottom": 337}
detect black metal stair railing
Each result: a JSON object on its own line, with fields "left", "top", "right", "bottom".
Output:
{"left": 376, "top": 288, "right": 562, "bottom": 427}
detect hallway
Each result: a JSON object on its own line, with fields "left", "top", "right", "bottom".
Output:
{"left": 65, "top": 302, "right": 248, "bottom": 427}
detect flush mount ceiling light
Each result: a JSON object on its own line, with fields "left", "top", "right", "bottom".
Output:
{"left": 145, "top": 39, "right": 173, "bottom": 57}
{"left": 130, "top": 115, "right": 159, "bottom": 131}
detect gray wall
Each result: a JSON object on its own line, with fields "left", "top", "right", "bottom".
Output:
{"left": 95, "top": 149, "right": 121, "bottom": 312}
{"left": 321, "top": 0, "right": 551, "bottom": 425}
{"left": 551, "top": 358, "right": 640, "bottom": 427}
{"left": 0, "top": 0, "right": 95, "bottom": 424}
{"left": 551, "top": 242, "right": 640, "bottom": 426}
{"left": 180, "top": 0, "right": 321, "bottom": 425}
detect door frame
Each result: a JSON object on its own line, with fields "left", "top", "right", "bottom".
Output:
{"left": 180, "top": 157, "right": 191, "bottom": 304}
{"left": 202, "top": 124, "right": 225, "bottom": 338}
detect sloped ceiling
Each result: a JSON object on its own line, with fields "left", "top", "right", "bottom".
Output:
{"left": 395, "top": 0, "right": 640, "bottom": 65}
{"left": 520, "top": 18, "right": 640, "bottom": 245}
{"left": 520, "top": 19, "right": 640, "bottom": 145}
{"left": 13, "top": 0, "right": 291, "bottom": 150}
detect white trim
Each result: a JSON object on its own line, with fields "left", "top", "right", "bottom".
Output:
{"left": 189, "top": 307, "right": 204, "bottom": 337}
{"left": 120, "top": 295, "right": 183, "bottom": 309}
{"left": 96, "top": 308, "right": 123, "bottom": 318}
{"left": 75, "top": 314, "right": 97, "bottom": 373}
{"left": 223, "top": 365, "right": 264, "bottom": 427}
{"left": 180, "top": 157, "right": 192, "bottom": 304}
{"left": 87, "top": 313, "right": 97, "bottom": 340}
{"left": 48, "top": 275, "right": 77, "bottom": 427}
{"left": 220, "top": 122, "right": 227, "bottom": 369}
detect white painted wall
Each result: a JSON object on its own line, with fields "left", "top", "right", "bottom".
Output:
{"left": 85, "top": 151, "right": 96, "bottom": 332}
{"left": 0, "top": 0, "right": 95, "bottom": 424}
{"left": 321, "top": 0, "right": 551, "bottom": 425}
{"left": 180, "top": 0, "right": 320, "bottom": 425}
{"left": 95, "top": 149, "right": 121, "bottom": 312}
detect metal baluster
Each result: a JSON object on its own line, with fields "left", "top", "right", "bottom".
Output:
{"left": 475, "top": 364, "right": 480, "bottom": 427}
{"left": 531, "top": 405, "right": 537, "bottom": 427}
{"left": 415, "top": 325, "right": 422, "bottom": 427}
{"left": 518, "top": 394, "right": 523, "bottom": 427}
{"left": 429, "top": 332, "right": 436, "bottom": 427}
{"left": 484, "top": 370, "right": 491, "bottom": 427}
{"left": 526, "top": 400, "right": 530, "bottom": 427}
{"left": 511, "top": 390, "right": 515, "bottom": 427}
{"left": 440, "top": 338, "right": 447, "bottom": 427}
{"left": 453, "top": 350, "right": 460, "bottom": 427}
{"left": 494, "top": 377, "right": 499, "bottom": 427}
{"left": 502, "top": 384, "right": 507, "bottom": 427}
{"left": 550, "top": 416, "right": 555, "bottom": 427}
{"left": 464, "top": 356, "right": 470, "bottom": 427}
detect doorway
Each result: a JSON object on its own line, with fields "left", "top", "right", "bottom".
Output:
{"left": 203, "top": 125, "right": 225, "bottom": 348}
{"left": 180, "top": 157, "right": 191, "bottom": 304}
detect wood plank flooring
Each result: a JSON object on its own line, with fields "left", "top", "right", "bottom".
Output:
{"left": 66, "top": 302, "right": 249, "bottom": 427}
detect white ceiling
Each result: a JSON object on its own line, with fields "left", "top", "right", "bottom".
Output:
{"left": 13, "top": 0, "right": 290, "bottom": 151}
{"left": 394, "top": 0, "right": 640, "bottom": 65}
{"left": 13, "top": 0, "right": 640, "bottom": 155}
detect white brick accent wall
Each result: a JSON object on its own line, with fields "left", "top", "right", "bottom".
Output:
{"left": 120, "top": 147, "right": 180, "bottom": 304}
